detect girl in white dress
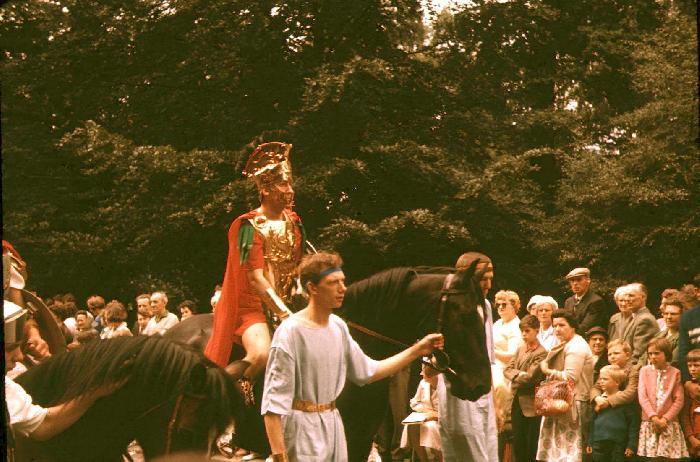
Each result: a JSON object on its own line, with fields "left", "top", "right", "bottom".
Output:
{"left": 401, "top": 361, "right": 442, "bottom": 461}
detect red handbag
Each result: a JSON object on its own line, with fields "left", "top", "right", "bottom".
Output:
{"left": 534, "top": 378, "right": 574, "bottom": 416}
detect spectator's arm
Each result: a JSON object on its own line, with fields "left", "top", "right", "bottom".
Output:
{"left": 550, "top": 345, "right": 586, "bottom": 383}
{"left": 515, "top": 351, "right": 547, "bottom": 386}
{"left": 637, "top": 368, "right": 657, "bottom": 419}
{"left": 608, "top": 365, "right": 640, "bottom": 407}
{"left": 503, "top": 351, "right": 520, "bottom": 382}
{"left": 662, "top": 375, "right": 685, "bottom": 421}
{"left": 681, "top": 396, "right": 695, "bottom": 439}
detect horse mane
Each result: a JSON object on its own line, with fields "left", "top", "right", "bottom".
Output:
{"left": 341, "top": 266, "right": 453, "bottom": 325}
{"left": 16, "top": 336, "right": 239, "bottom": 433}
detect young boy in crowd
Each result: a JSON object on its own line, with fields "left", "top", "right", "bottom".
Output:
{"left": 682, "top": 348, "right": 700, "bottom": 458}
{"left": 503, "top": 314, "right": 547, "bottom": 462}
{"left": 586, "top": 365, "right": 640, "bottom": 462}
{"left": 590, "top": 339, "right": 639, "bottom": 412}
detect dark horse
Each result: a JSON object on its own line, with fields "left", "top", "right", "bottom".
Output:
{"left": 163, "top": 260, "right": 491, "bottom": 460}
{"left": 14, "top": 335, "right": 243, "bottom": 461}
{"left": 336, "top": 261, "right": 491, "bottom": 460}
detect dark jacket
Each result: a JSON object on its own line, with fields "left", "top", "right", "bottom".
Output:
{"left": 588, "top": 401, "right": 640, "bottom": 452}
{"left": 679, "top": 305, "right": 700, "bottom": 382}
{"left": 564, "top": 290, "right": 607, "bottom": 335}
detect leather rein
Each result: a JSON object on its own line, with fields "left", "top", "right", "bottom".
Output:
{"left": 345, "top": 273, "right": 466, "bottom": 375}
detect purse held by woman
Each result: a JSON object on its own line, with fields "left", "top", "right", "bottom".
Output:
{"left": 534, "top": 378, "right": 574, "bottom": 416}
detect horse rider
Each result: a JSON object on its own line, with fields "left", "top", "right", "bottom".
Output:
{"left": 4, "top": 269, "right": 119, "bottom": 460}
{"left": 3, "top": 240, "right": 51, "bottom": 362}
{"left": 205, "top": 142, "right": 307, "bottom": 405}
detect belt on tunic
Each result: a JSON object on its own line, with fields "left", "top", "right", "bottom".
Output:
{"left": 292, "top": 399, "right": 336, "bottom": 412}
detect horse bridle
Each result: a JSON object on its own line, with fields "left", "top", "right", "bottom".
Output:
{"left": 346, "top": 272, "right": 470, "bottom": 378}
{"left": 129, "top": 391, "right": 207, "bottom": 456}
{"left": 429, "top": 273, "right": 465, "bottom": 377}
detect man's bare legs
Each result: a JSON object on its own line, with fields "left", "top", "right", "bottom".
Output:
{"left": 240, "top": 322, "right": 272, "bottom": 393}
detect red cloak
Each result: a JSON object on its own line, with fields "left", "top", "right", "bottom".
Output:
{"left": 204, "top": 209, "right": 303, "bottom": 368}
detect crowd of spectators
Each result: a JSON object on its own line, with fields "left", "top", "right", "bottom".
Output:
{"left": 43, "top": 289, "right": 219, "bottom": 351}
{"left": 489, "top": 269, "right": 700, "bottom": 462}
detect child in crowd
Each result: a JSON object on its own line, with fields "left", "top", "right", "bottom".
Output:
{"left": 135, "top": 306, "right": 152, "bottom": 335}
{"left": 400, "top": 360, "right": 442, "bottom": 462}
{"left": 637, "top": 337, "right": 688, "bottom": 459}
{"left": 100, "top": 301, "right": 132, "bottom": 339}
{"left": 681, "top": 348, "right": 700, "bottom": 458}
{"left": 586, "top": 365, "right": 639, "bottom": 461}
{"left": 503, "top": 314, "right": 546, "bottom": 462}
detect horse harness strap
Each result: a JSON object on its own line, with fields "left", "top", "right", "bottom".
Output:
{"left": 345, "top": 320, "right": 410, "bottom": 349}
{"left": 292, "top": 399, "right": 336, "bottom": 412}
{"left": 436, "top": 273, "right": 455, "bottom": 334}
{"left": 131, "top": 391, "right": 196, "bottom": 456}
{"left": 164, "top": 394, "right": 185, "bottom": 454}
{"left": 346, "top": 272, "right": 466, "bottom": 351}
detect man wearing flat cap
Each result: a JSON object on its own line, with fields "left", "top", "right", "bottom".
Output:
{"left": 564, "top": 267, "right": 607, "bottom": 336}
{"left": 586, "top": 326, "right": 609, "bottom": 382}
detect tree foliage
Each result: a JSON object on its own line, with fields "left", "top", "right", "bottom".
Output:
{"left": 2, "top": 0, "right": 697, "bottom": 307}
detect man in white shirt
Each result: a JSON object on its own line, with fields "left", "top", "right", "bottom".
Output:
{"left": 437, "top": 251, "right": 498, "bottom": 462}
{"left": 142, "top": 291, "right": 179, "bottom": 336}
{"left": 4, "top": 299, "right": 118, "bottom": 450}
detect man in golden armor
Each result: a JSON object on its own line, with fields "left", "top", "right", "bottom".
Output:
{"left": 205, "top": 142, "right": 306, "bottom": 404}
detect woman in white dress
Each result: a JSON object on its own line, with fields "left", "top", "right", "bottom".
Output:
{"left": 492, "top": 290, "right": 523, "bottom": 427}
{"left": 401, "top": 361, "right": 442, "bottom": 461}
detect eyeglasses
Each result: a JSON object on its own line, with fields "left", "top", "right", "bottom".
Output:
{"left": 495, "top": 302, "right": 509, "bottom": 307}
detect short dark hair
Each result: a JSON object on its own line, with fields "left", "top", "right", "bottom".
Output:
{"left": 519, "top": 314, "right": 540, "bottom": 330}
{"left": 299, "top": 252, "right": 343, "bottom": 289}
{"left": 551, "top": 309, "right": 579, "bottom": 330}
{"left": 687, "top": 348, "right": 700, "bottom": 364}
{"left": 75, "top": 330, "right": 98, "bottom": 344}
{"left": 87, "top": 295, "right": 106, "bottom": 311}
{"left": 104, "top": 300, "right": 127, "bottom": 323}
{"left": 648, "top": 337, "right": 673, "bottom": 362}
{"left": 177, "top": 300, "right": 198, "bottom": 314}
{"left": 75, "top": 310, "right": 90, "bottom": 318}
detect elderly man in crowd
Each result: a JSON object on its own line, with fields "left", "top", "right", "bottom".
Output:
{"left": 608, "top": 283, "right": 658, "bottom": 364}
{"left": 142, "top": 291, "right": 179, "bottom": 336}
{"left": 586, "top": 326, "right": 609, "bottom": 381}
{"left": 563, "top": 267, "right": 608, "bottom": 335}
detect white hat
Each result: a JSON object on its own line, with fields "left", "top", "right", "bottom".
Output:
{"left": 527, "top": 295, "right": 546, "bottom": 308}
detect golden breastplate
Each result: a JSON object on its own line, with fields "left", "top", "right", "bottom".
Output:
{"left": 249, "top": 214, "right": 297, "bottom": 304}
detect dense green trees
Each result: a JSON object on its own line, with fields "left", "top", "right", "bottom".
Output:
{"left": 2, "top": 0, "right": 697, "bottom": 307}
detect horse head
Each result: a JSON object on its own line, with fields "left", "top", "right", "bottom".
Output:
{"left": 437, "top": 259, "right": 492, "bottom": 401}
